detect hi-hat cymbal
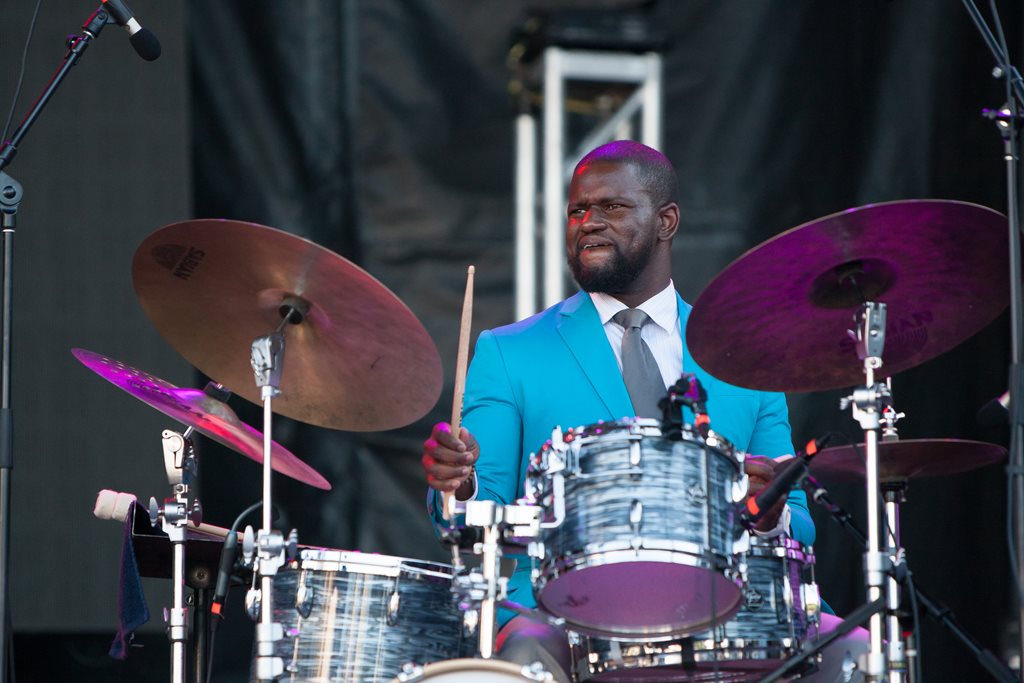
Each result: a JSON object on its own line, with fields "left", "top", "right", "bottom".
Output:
{"left": 72, "top": 349, "right": 331, "bottom": 490}
{"left": 131, "top": 220, "right": 443, "bottom": 431}
{"left": 808, "top": 438, "right": 1006, "bottom": 484}
{"left": 686, "top": 200, "right": 1008, "bottom": 393}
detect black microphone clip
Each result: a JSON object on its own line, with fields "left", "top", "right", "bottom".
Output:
{"left": 659, "top": 374, "right": 709, "bottom": 439}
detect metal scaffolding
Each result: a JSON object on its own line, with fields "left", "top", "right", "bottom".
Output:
{"left": 514, "top": 47, "right": 664, "bottom": 319}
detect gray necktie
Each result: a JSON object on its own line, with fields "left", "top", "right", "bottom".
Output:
{"left": 613, "top": 308, "right": 666, "bottom": 418}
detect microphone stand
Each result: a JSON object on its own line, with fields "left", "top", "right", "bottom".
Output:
{"left": 0, "top": 7, "right": 120, "bottom": 681}
{"left": 962, "top": 2, "right": 1024, "bottom": 679}
{"left": 961, "top": 3, "right": 1024, "bottom": 679}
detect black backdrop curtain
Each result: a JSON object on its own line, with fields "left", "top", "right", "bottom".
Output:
{"left": 189, "top": 2, "right": 1020, "bottom": 681}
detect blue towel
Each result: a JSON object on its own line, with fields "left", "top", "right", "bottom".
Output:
{"left": 108, "top": 513, "right": 150, "bottom": 660}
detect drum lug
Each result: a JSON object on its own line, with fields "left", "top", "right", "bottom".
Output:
{"left": 783, "top": 569, "right": 794, "bottom": 614}
{"left": 462, "top": 607, "right": 479, "bottom": 637}
{"left": 629, "top": 499, "right": 643, "bottom": 549}
{"left": 294, "top": 571, "right": 313, "bottom": 618}
{"left": 629, "top": 441, "right": 642, "bottom": 468}
{"left": 387, "top": 584, "right": 401, "bottom": 626}
{"left": 732, "top": 473, "right": 749, "bottom": 503}
{"left": 245, "top": 586, "right": 261, "bottom": 622}
{"left": 802, "top": 580, "right": 822, "bottom": 623}
{"left": 521, "top": 661, "right": 554, "bottom": 681}
{"left": 733, "top": 531, "right": 751, "bottom": 556}
{"left": 395, "top": 662, "right": 424, "bottom": 682}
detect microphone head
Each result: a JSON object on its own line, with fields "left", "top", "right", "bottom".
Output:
{"left": 130, "top": 28, "right": 161, "bottom": 61}
{"left": 977, "top": 396, "right": 1010, "bottom": 428}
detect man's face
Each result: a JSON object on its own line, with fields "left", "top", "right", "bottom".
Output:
{"left": 565, "top": 160, "right": 661, "bottom": 294}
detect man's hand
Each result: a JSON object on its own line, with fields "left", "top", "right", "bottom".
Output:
{"left": 743, "top": 455, "right": 789, "bottom": 533}
{"left": 422, "top": 422, "right": 480, "bottom": 500}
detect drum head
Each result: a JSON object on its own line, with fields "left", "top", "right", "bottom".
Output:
{"left": 538, "top": 560, "right": 743, "bottom": 638}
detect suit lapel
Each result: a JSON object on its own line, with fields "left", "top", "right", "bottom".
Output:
{"left": 556, "top": 291, "right": 634, "bottom": 418}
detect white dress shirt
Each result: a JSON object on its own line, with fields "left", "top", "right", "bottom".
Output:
{"left": 589, "top": 280, "right": 683, "bottom": 390}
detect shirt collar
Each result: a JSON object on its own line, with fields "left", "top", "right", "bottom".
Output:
{"left": 589, "top": 281, "right": 678, "bottom": 332}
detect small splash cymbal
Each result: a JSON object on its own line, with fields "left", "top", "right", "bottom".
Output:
{"left": 73, "top": 349, "right": 330, "bottom": 489}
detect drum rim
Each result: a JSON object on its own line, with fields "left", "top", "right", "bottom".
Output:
{"left": 562, "top": 418, "right": 737, "bottom": 457}
{"left": 574, "top": 635, "right": 805, "bottom": 676}
{"left": 294, "top": 547, "right": 454, "bottom": 580}
{"left": 390, "top": 657, "right": 549, "bottom": 681}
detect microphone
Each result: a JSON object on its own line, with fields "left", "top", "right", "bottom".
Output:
{"left": 210, "top": 530, "right": 239, "bottom": 617}
{"left": 977, "top": 390, "right": 1010, "bottom": 427}
{"left": 101, "top": 0, "right": 162, "bottom": 61}
{"left": 739, "top": 435, "right": 831, "bottom": 526}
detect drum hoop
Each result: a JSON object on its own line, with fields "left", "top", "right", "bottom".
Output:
{"left": 580, "top": 636, "right": 802, "bottom": 672}
{"left": 393, "top": 658, "right": 547, "bottom": 681}
{"left": 294, "top": 548, "right": 454, "bottom": 581}
{"left": 538, "top": 544, "right": 741, "bottom": 576}
{"left": 566, "top": 419, "right": 737, "bottom": 455}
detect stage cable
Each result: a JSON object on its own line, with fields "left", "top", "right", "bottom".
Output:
{"left": 1, "top": 0, "right": 43, "bottom": 144}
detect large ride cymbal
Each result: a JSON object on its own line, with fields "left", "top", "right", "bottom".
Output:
{"left": 131, "top": 220, "right": 443, "bottom": 431}
{"left": 72, "top": 349, "right": 331, "bottom": 490}
{"left": 808, "top": 438, "right": 1007, "bottom": 484}
{"left": 686, "top": 200, "right": 1009, "bottom": 392}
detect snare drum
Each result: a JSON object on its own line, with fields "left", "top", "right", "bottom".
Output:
{"left": 254, "top": 548, "right": 468, "bottom": 683}
{"left": 525, "top": 418, "right": 748, "bottom": 639}
{"left": 571, "top": 536, "right": 820, "bottom": 682}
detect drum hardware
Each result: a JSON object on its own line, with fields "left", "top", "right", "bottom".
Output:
{"left": 426, "top": 499, "right": 556, "bottom": 682}
{"left": 686, "top": 199, "right": 1012, "bottom": 681}
{"left": 445, "top": 499, "right": 550, "bottom": 658}
{"left": 799, "top": 474, "right": 1018, "bottom": 683}
{"left": 247, "top": 307, "right": 301, "bottom": 682}
{"left": 145, "top": 427, "right": 201, "bottom": 683}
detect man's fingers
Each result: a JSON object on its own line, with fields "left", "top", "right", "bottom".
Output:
{"left": 431, "top": 421, "right": 468, "bottom": 448}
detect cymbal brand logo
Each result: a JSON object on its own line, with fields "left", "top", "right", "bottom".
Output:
{"left": 152, "top": 244, "right": 206, "bottom": 280}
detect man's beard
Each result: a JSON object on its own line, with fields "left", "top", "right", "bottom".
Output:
{"left": 568, "top": 242, "right": 653, "bottom": 294}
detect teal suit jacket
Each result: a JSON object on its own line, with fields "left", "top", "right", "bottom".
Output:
{"left": 429, "top": 290, "right": 814, "bottom": 622}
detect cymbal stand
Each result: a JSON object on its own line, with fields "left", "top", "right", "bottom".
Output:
{"left": 839, "top": 301, "right": 904, "bottom": 682}
{"left": 147, "top": 428, "right": 201, "bottom": 683}
{"left": 805, "top": 475, "right": 1018, "bottom": 683}
{"left": 248, "top": 302, "right": 305, "bottom": 682}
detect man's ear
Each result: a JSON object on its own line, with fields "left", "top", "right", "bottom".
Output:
{"left": 658, "top": 202, "right": 679, "bottom": 241}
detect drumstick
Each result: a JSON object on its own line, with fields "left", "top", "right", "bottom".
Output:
{"left": 443, "top": 265, "right": 475, "bottom": 520}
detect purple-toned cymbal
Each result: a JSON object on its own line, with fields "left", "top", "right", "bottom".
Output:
{"left": 809, "top": 438, "right": 1006, "bottom": 483}
{"left": 72, "top": 349, "right": 331, "bottom": 490}
{"left": 687, "top": 200, "right": 1008, "bottom": 392}
{"left": 131, "top": 219, "right": 442, "bottom": 431}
